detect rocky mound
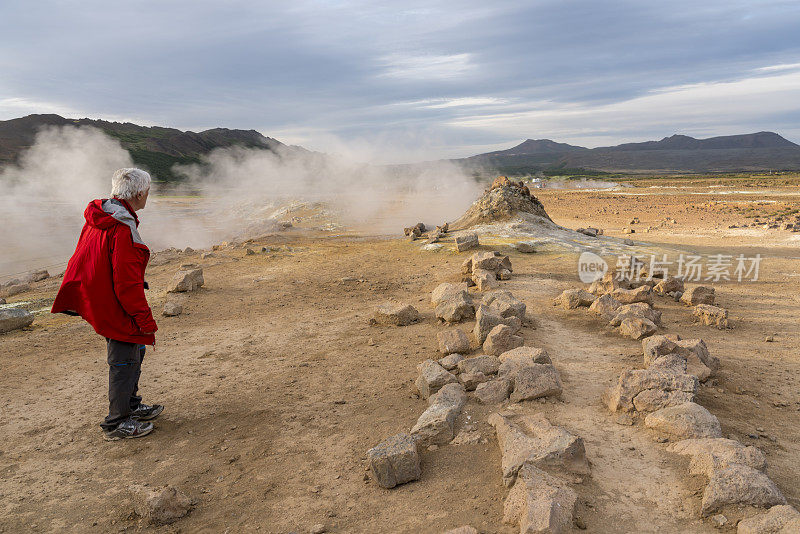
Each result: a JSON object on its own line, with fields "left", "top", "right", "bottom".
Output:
{"left": 449, "top": 177, "right": 553, "bottom": 231}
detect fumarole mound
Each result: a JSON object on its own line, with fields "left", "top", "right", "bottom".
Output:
{"left": 449, "top": 177, "right": 552, "bottom": 231}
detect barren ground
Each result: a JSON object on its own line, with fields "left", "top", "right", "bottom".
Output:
{"left": 1, "top": 181, "right": 799, "bottom": 533}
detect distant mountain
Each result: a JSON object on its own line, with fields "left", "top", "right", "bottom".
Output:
{"left": 458, "top": 132, "right": 800, "bottom": 174}
{"left": 0, "top": 114, "right": 292, "bottom": 181}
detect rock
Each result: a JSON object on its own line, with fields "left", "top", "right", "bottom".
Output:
{"left": 654, "top": 276, "right": 684, "bottom": 295}
{"left": 167, "top": 267, "right": 204, "bottom": 292}
{"left": 367, "top": 433, "right": 421, "bottom": 488}
{"left": 415, "top": 360, "right": 458, "bottom": 399}
{"left": 694, "top": 304, "right": 730, "bottom": 329}
{"left": 681, "top": 285, "right": 716, "bottom": 306}
{"left": 604, "top": 368, "right": 698, "bottom": 413}
{"left": 137, "top": 486, "right": 193, "bottom": 525}
{"left": 701, "top": 464, "right": 786, "bottom": 516}
{"left": 431, "top": 282, "right": 469, "bottom": 306}
{"left": 201, "top": 252, "right": 216, "bottom": 259}
{"left": 609, "top": 302, "right": 662, "bottom": 327}
{"left": 676, "top": 339, "right": 719, "bottom": 382}
{"left": 458, "top": 354, "right": 501, "bottom": 375}
{"left": 162, "top": 301, "right": 183, "bottom": 317}
{"left": 429, "top": 383, "right": 468, "bottom": 408}
{"left": 553, "top": 289, "right": 596, "bottom": 310}
{"left": 443, "top": 526, "right": 478, "bottom": 534}
{"left": 498, "top": 347, "right": 552, "bottom": 379}
{"left": 737, "top": 505, "right": 800, "bottom": 534}
{"left": 502, "top": 464, "right": 578, "bottom": 534}
{"left": 412, "top": 383, "right": 466, "bottom": 445}
{"left": 0, "top": 283, "right": 30, "bottom": 298}
{"left": 473, "top": 305, "right": 522, "bottom": 344}
{"left": 475, "top": 378, "right": 512, "bottom": 404}
{"left": 510, "top": 364, "right": 563, "bottom": 402}
{"left": 483, "top": 290, "right": 526, "bottom": 319}
{"left": 245, "top": 248, "right": 255, "bottom": 255}
{"left": 0, "top": 308, "right": 35, "bottom": 333}
{"left": 183, "top": 247, "right": 195, "bottom": 254}
{"left": 497, "top": 268, "right": 512, "bottom": 280}
{"left": 472, "top": 268, "right": 499, "bottom": 291}
{"left": 435, "top": 290, "right": 475, "bottom": 323}
{"left": 624, "top": 227, "right": 635, "bottom": 234}
{"left": 618, "top": 317, "right": 658, "bottom": 340}
{"left": 489, "top": 412, "right": 590, "bottom": 486}
{"left": 611, "top": 286, "right": 654, "bottom": 305}
{"left": 649, "top": 353, "right": 688, "bottom": 374}
{"left": 470, "top": 251, "right": 503, "bottom": 271}
{"left": 438, "top": 329, "right": 470, "bottom": 354}
{"left": 710, "top": 514, "right": 728, "bottom": 528}
{"left": 24, "top": 269, "right": 49, "bottom": 283}
{"left": 0, "top": 298, "right": 5, "bottom": 304}
{"left": 483, "top": 324, "right": 524, "bottom": 356}
{"left": 372, "top": 303, "right": 420, "bottom": 326}
{"left": 668, "top": 438, "right": 767, "bottom": 477}
{"left": 642, "top": 335, "right": 680, "bottom": 366}
{"left": 588, "top": 294, "right": 622, "bottom": 319}
{"left": 645, "top": 402, "right": 722, "bottom": 440}
{"left": 578, "top": 227, "right": 599, "bottom": 237}
{"left": 515, "top": 242, "right": 537, "bottom": 253}
{"left": 459, "top": 371, "right": 491, "bottom": 391}
{"left": 455, "top": 233, "right": 479, "bottom": 252}
{"left": 438, "top": 353, "right": 464, "bottom": 371}
{"left": 310, "top": 524, "right": 327, "bottom": 534}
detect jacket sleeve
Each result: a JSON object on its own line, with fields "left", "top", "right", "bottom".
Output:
{"left": 110, "top": 226, "right": 158, "bottom": 334}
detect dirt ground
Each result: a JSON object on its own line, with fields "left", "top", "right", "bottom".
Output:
{"left": 1, "top": 182, "right": 799, "bottom": 533}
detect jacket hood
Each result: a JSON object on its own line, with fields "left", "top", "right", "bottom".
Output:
{"left": 84, "top": 199, "right": 145, "bottom": 246}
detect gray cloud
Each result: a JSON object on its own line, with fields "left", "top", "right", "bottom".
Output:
{"left": 2, "top": 0, "right": 800, "bottom": 162}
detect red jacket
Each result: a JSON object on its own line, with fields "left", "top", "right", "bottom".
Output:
{"left": 52, "top": 198, "right": 158, "bottom": 345}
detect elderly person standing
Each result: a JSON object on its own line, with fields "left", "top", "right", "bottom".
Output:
{"left": 52, "top": 168, "right": 163, "bottom": 440}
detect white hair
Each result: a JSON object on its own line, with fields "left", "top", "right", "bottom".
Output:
{"left": 111, "top": 168, "right": 151, "bottom": 200}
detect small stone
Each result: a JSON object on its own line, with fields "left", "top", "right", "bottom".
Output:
{"left": 366, "top": 433, "right": 421, "bottom": 488}
{"left": 474, "top": 378, "right": 512, "bottom": 404}
{"left": 737, "top": 505, "right": 800, "bottom": 534}
{"left": 437, "top": 329, "right": 470, "bottom": 354}
{"left": 482, "top": 324, "right": 524, "bottom": 356}
{"left": 372, "top": 303, "right": 420, "bottom": 326}
{"left": 765, "top": 335, "right": 774, "bottom": 342}
{"left": 135, "top": 486, "right": 193, "bottom": 525}
{"left": 681, "top": 285, "right": 715, "bottom": 306}
{"left": 415, "top": 360, "right": 458, "bottom": 399}
{"left": 167, "top": 267, "right": 204, "bottom": 293}
{"left": 710, "top": 514, "right": 727, "bottom": 528}
{"left": 510, "top": 364, "right": 563, "bottom": 402}
{"left": 459, "top": 371, "right": 491, "bottom": 391}
{"left": 438, "top": 353, "right": 464, "bottom": 371}
{"left": 162, "top": 301, "right": 183, "bottom": 317}
{"left": 514, "top": 242, "right": 537, "bottom": 253}
{"left": 0, "top": 308, "right": 35, "bottom": 333}
{"left": 693, "top": 304, "right": 730, "bottom": 329}
{"left": 310, "top": 524, "right": 326, "bottom": 534}
{"left": 644, "top": 402, "right": 722, "bottom": 440}
{"left": 455, "top": 233, "right": 479, "bottom": 252}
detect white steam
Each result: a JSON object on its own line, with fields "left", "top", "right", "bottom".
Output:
{"left": 0, "top": 126, "right": 482, "bottom": 278}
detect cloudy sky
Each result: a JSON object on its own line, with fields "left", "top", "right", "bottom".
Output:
{"left": 2, "top": 0, "right": 800, "bottom": 162}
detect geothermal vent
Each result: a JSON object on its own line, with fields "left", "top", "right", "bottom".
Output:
{"left": 449, "top": 176, "right": 553, "bottom": 231}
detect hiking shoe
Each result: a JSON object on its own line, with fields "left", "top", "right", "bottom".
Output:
{"left": 103, "top": 419, "right": 153, "bottom": 441}
{"left": 131, "top": 403, "right": 164, "bottom": 421}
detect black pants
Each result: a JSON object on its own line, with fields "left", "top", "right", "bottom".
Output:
{"left": 101, "top": 339, "right": 145, "bottom": 430}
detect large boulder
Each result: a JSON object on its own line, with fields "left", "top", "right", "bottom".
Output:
{"left": 653, "top": 276, "right": 684, "bottom": 295}
{"left": 509, "top": 364, "right": 563, "bottom": 402}
{"left": 498, "top": 347, "right": 552, "bottom": 379}
{"left": 644, "top": 402, "right": 722, "bottom": 440}
{"left": 681, "top": 285, "right": 715, "bottom": 306}
{"left": 411, "top": 384, "right": 466, "bottom": 446}
{"left": 604, "top": 368, "right": 697, "bottom": 413}
{"left": 618, "top": 317, "right": 658, "bottom": 340}
{"left": 701, "top": 464, "right": 786, "bottom": 516}
{"left": 435, "top": 290, "right": 475, "bottom": 323}
{"left": 455, "top": 233, "right": 479, "bottom": 252}
{"left": 372, "top": 303, "right": 420, "bottom": 326}
{"left": 431, "top": 282, "right": 469, "bottom": 307}
{"left": 437, "top": 329, "right": 470, "bottom": 354}
{"left": 0, "top": 308, "right": 34, "bottom": 333}
{"left": 483, "top": 290, "right": 526, "bottom": 319}
{"left": 643, "top": 336, "right": 719, "bottom": 382}
{"left": 667, "top": 438, "right": 767, "bottom": 477}
{"left": 473, "top": 305, "right": 522, "bottom": 344}
{"left": 502, "top": 464, "right": 578, "bottom": 534}
{"left": 737, "top": 505, "right": 800, "bottom": 534}
{"left": 474, "top": 378, "right": 512, "bottom": 404}
{"left": 693, "top": 304, "right": 730, "bottom": 329}
{"left": 588, "top": 294, "right": 622, "bottom": 319}
{"left": 167, "top": 266, "right": 204, "bottom": 292}
{"left": 489, "top": 412, "right": 590, "bottom": 486}
{"left": 611, "top": 286, "right": 654, "bottom": 305}
{"left": 367, "top": 433, "right": 421, "bottom": 488}
{"left": 457, "top": 354, "right": 501, "bottom": 375}
{"left": 415, "top": 360, "right": 458, "bottom": 399}
{"left": 553, "top": 289, "right": 596, "bottom": 310}
{"left": 609, "top": 302, "right": 662, "bottom": 327}
{"left": 483, "top": 324, "right": 524, "bottom": 356}
{"left": 472, "top": 268, "right": 498, "bottom": 291}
